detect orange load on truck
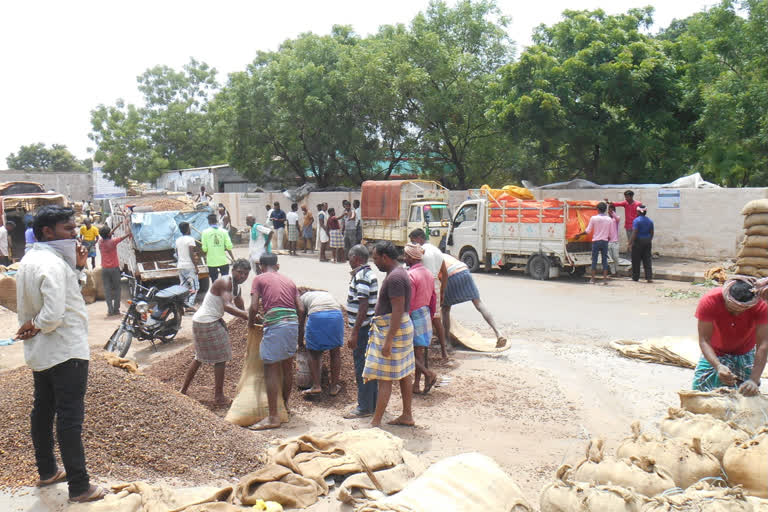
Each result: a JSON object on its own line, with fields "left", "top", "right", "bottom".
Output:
{"left": 485, "top": 197, "right": 599, "bottom": 240}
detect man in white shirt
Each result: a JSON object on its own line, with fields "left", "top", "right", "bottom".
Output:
{"left": 246, "top": 215, "right": 272, "bottom": 274}
{"left": 0, "top": 219, "right": 15, "bottom": 265}
{"left": 176, "top": 221, "right": 201, "bottom": 312}
{"left": 195, "top": 186, "right": 213, "bottom": 204}
{"left": 409, "top": 228, "right": 449, "bottom": 359}
{"left": 353, "top": 199, "right": 362, "bottom": 244}
{"left": 15, "top": 206, "right": 107, "bottom": 503}
{"left": 286, "top": 203, "right": 300, "bottom": 256}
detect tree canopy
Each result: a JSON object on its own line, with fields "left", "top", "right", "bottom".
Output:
{"left": 6, "top": 143, "right": 90, "bottom": 172}
{"left": 86, "top": 0, "right": 768, "bottom": 188}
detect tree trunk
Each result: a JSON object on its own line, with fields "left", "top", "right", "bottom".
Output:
{"left": 589, "top": 144, "right": 600, "bottom": 181}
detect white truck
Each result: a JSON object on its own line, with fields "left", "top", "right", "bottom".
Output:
{"left": 446, "top": 191, "right": 599, "bottom": 279}
{"left": 361, "top": 179, "right": 452, "bottom": 250}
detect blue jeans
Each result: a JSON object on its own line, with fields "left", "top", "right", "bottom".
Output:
{"left": 591, "top": 240, "right": 609, "bottom": 271}
{"left": 353, "top": 325, "right": 378, "bottom": 413}
{"left": 178, "top": 269, "right": 199, "bottom": 307}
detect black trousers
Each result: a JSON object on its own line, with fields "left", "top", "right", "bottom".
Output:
{"left": 31, "top": 358, "right": 90, "bottom": 497}
{"left": 632, "top": 238, "right": 653, "bottom": 281}
{"left": 208, "top": 264, "right": 229, "bottom": 284}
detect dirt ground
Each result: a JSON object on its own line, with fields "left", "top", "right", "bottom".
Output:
{"left": 0, "top": 247, "right": 706, "bottom": 510}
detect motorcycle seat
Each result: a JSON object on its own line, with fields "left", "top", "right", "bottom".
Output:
{"left": 155, "top": 285, "right": 190, "bottom": 302}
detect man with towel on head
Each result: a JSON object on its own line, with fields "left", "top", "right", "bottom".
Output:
{"left": 249, "top": 253, "right": 303, "bottom": 430}
{"left": 404, "top": 243, "right": 438, "bottom": 395}
{"left": 298, "top": 288, "right": 344, "bottom": 396}
{"left": 693, "top": 276, "right": 768, "bottom": 395}
{"left": 409, "top": 228, "right": 449, "bottom": 359}
{"left": 364, "top": 241, "right": 416, "bottom": 428}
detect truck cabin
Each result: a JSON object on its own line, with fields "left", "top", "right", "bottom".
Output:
{"left": 1, "top": 191, "right": 66, "bottom": 261}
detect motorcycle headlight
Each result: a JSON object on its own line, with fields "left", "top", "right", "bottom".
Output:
{"left": 135, "top": 301, "right": 149, "bottom": 314}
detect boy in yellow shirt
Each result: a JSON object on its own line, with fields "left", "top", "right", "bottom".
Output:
{"left": 78, "top": 218, "right": 100, "bottom": 269}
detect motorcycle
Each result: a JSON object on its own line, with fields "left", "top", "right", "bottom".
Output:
{"left": 105, "top": 274, "right": 190, "bottom": 357}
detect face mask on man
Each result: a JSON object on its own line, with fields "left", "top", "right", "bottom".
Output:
{"left": 43, "top": 239, "right": 78, "bottom": 270}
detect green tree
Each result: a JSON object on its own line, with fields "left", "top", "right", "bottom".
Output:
{"left": 89, "top": 58, "right": 227, "bottom": 185}
{"left": 494, "top": 8, "right": 685, "bottom": 184}
{"left": 7, "top": 143, "right": 89, "bottom": 172}
{"left": 396, "top": 0, "right": 515, "bottom": 188}
{"left": 662, "top": 0, "right": 768, "bottom": 186}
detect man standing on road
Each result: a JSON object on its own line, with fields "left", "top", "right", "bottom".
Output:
{"left": 409, "top": 228, "right": 449, "bottom": 359}
{"left": 693, "top": 277, "right": 768, "bottom": 395}
{"left": 316, "top": 203, "right": 329, "bottom": 262}
{"left": 246, "top": 215, "right": 272, "bottom": 275}
{"left": 607, "top": 204, "right": 621, "bottom": 276}
{"left": 364, "top": 241, "right": 416, "bottom": 428}
{"left": 99, "top": 223, "right": 133, "bottom": 316}
{"left": 576, "top": 202, "right": 612, "bottom": 285}
{"left": 301, "top": 205, "right": 314, "bottom": 253}
{"left": 612, "top": 190, "right": 639, "bottom": 255}
{"left": 15, "top": 205, "right": 107, "bottom": 503}
{"left": 405, "top": 243, "right": 438, "bottom": 395}
{"left": 286, "top": 203, "right": 300, "bottom": 256}
{"left": 201, "top": 213, "right": 234, "bottom": 284}
{"left": 181, "top": 259, "right": 250, "bottom": 405}
{"left": 441, "top": 252, "right": 506, "bottom": 348}
{"left": 175, "top": 222, "right": 201, "bottom": 313}
{"left": 0, "top": 219, "right": 15, "bottom": 265}
{"left": 353, "top": 199, "right": 362, "bottom": 244}
{"left": 78, "top": 218, "right": 99, "bottom": 270}
{"left": 265, "top": 204, "right": 273, "bottom": 229}
{"left": 249, "top": 254, "right": 303, "bottom": 430}
{"left": 270, "top": 202, "right": 287, "bottom": 251}
{"left": 629, "top": 204, "right": 654, "bottom": 283}
{"left": 341, "top": 200, "right": 356, "bottom": 261}
{"left": 344, "top": 244, "right": 379, "bottom": 419}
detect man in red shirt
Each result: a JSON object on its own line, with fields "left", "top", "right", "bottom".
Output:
{"left": 405, "top": 243, "right": 438, "bottom": 395}
{"left": 98, "top": 224, "right": 132, "bottom": 316}
{"left": 693, "top": 277, "right": 768, "bottom": 395}
{"left": 611, "top": 190, "right": 638, "bottom": 253}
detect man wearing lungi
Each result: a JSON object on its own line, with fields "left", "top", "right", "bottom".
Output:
{"left": 181, "top": 259, "right": 250, "bottom": 405}
{"left": 286, "top": 203, "right": 300, "bottom": 256}
{"left": 409, "top": 229, "right": 449, "bottom": 359}
{"left": 246, "top": 215, "right": 272, "bottom": 275}
{"left": 298, "top": 288, "right": 344, "bottom": 396}
{"left": 693, "top": 276, "right": 768, "bottom": 396}
{"left": 364, "top": 241, "right": 416, "bottom": 428}
{"left": 344, "top": 244, "right": 379, "bottom": 419}
{"left": 249, "top": 254, "right": 304, "bottom": 430}
{"left": 441, "top": 253, "right": 506, "bottom": 348}
{"left": 301, "top": 205, "right": 314, "bottom": 253}
{"left": 405, "top": 243, "right": 438, "bottom": 395}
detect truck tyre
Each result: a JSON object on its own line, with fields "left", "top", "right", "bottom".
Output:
{"left": 460, "top": 249, "right": 481, "bottom": 273}
{"left": 527, "top": 254, "right": 551, "bottom": 280}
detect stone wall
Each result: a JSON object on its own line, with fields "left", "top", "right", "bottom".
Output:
{"left": 215, "top": 187, "right": 768, "bottom": 261}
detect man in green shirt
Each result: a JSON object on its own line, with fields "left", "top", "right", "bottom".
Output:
{"left": 201, "top": 213, "right": 234, "bottom": 283}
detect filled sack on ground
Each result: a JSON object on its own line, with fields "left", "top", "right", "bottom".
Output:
{"left": 570, "top": 440, "right": 675, "bottom": 497}
{"left": 737, "top": 246, "right": 768, "bottom": 258}
{"left": 744, "top": 213, "right": 768, "bottom": 228}
{"left": 81, "top": 271, "right": 97, "bottom": 304}
{"left": 225, "top": 325, "right": 289, "bottom": 427}
{"left": 678, "top": 388, "right": 768, "bottom": 432}
{"left": 616, "top": 422, "right": 721, "bottom": 489}
{"left": 742, "top": 200, "right": 768, "bottom": 216}
{"left": 357, "top": 452, "right": 533, "bottom": 512}
{"left": 749, "top": 497, "right": 768, "bottom": 511}
{"left": 743, "top": 235, "right": 768, "bottom": 249}
{"left": 91, "top": 267, "right": 106, "bottom": 300}
{"left": 736, "top": 265, "right": 760, "bottom": 277}
{"left": 641, "top": 484, "right": 752, "bottom": 511}
{"left": 723, "top": 428, "right": 768, "bottom": 498}
{"left": 540, "top": 464, "right": 644, "bottom": 512}
{"left": 0, "top": 274, "right": 17, "bottom": 312}
{"left": 660, "top": 408, "right": 750, "bottom": 461}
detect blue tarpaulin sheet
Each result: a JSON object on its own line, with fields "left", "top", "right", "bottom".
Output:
{"left": 131, "top": 209, "right": 212, "bottom": 251}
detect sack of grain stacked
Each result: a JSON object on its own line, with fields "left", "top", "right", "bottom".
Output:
{"left": 539, "top": 388, "right": 768, "bottom": 510}
{"left": 737, "top": 199, "right": 768, "bottom": 276}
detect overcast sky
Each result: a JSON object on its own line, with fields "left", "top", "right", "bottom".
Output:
{"left": 1, "top": 0, "right": 716, "bottom": 166}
